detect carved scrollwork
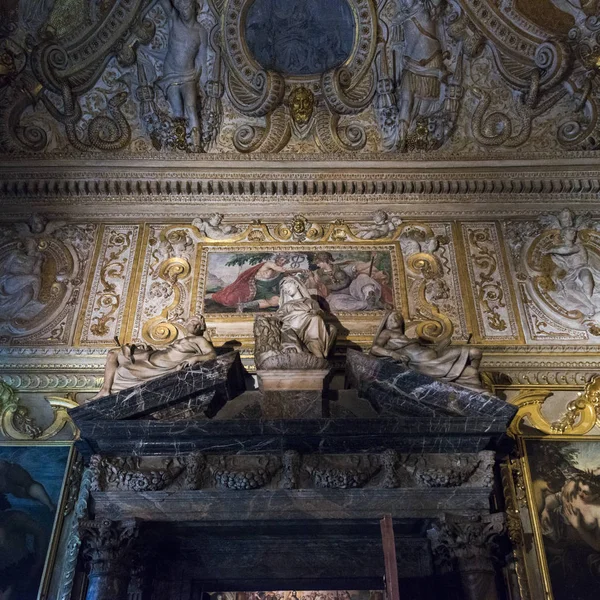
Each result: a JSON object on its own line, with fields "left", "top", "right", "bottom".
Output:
{"left": 509, "top": 377, "right": 600, "bottom": 436}
{"left": 0, "top": 381, "right": 77, "bottom": 440}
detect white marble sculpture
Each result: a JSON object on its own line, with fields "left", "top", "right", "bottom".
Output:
{"left": 277, "top": 277, "right": 336, "bottom": 359}
{"left": 370, "top": 311, "right": 483, "bottom": 389}
{"left": 92, "top": 315, "right": 217, "bottom": 399}
{"left": 254, "top": 277, "right": 337, "bottom": 370}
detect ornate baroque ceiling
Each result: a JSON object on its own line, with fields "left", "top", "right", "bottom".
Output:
{"left": 0, "top": 0, "right": 598, "bottom": 162}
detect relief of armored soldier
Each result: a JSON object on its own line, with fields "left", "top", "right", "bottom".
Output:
{"left": 390, "top": 0, "right": 447, "bottom": 150}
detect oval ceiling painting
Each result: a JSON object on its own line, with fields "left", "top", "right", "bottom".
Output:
{"left": 245, "top": 0, "right": 356, "bottom": 76}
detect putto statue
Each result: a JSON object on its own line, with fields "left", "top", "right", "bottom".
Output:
{"left": 370, "top": 312, "right": 483, "bottom": 389}
{"left": 192, "top": 214, "right": 240, "bottom": 239}
{"left": 92, "top": 315, "right": 217, "bottom": 399}
{"left": 352, "top": 211, "right": 402, "bottom": 240}
{"left": 254, "top": 277, "right": 337, "bottom": 370}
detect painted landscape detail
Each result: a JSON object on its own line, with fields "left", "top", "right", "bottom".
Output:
{"left": 0, "top": 445, "right": 70, "bottom": 600}
{"left": 526, "top": 439, "right": 600, "bottom": 600}
{"left": 245, "top": 0, "right": 355, "bottom": 75}
{"left": 203, "top": 250, "right": 394, "bottom": 314}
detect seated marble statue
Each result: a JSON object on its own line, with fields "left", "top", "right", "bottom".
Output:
{"left": 370, "top": 312, "right": 483, "bottom": 390}
{"left": 254, "top": 277, "right": 336, "bottom": 370}
{"left": 92, "top": 316, "right": 217, "bottom": 399}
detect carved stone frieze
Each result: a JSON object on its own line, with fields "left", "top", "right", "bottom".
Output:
{"left": 87, "top": 450, "right": 496, "bottom": 492}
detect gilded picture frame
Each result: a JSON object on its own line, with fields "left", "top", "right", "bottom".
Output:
{"left": 517, "top": 435, "right": 600, "bottom": 600}
{"left": 0, "top": 441, "right": 75, "bottom": 600}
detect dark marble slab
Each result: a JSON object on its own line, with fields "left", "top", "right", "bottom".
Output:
{"left": 346, "top": 349, "right": 516, "bottom": 423}
{"left": 93, "top": 488, "right": 491, "bottom": 522}
{"left": 69, "top": 351, "right": 244, "bottom": 423}
{"left": 75, "top": 415, "right": 507, "bottom": 456}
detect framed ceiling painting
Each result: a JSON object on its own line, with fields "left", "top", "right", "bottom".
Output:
{"left": 517, "top": 435, "right": 600, "bottom": 600}
{"left": 0, "top": 442, "right": 74, "bottom": 600}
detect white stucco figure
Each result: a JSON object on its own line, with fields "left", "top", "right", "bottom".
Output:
{"left": 158, "top": 0, "right": 209, "bottom": 150}
{"left": 0, "top": 238, "right": 45, "bottom": 322}
{"left": 391, "top": 0, "right": 446, "bottom": 149}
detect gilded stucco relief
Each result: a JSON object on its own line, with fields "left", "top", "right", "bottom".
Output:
{"left": 77, "top": 225, "right": 141, "bottom": 345}
{"left": 0, "top": 0, "right": 599, "bottom": 156}
{"left": 460, "top": 222, "right": 521, "bottom": 342}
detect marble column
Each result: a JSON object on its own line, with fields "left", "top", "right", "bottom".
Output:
{"left": 81, "top": 518, "right": 138, "bottom": 600}
{"left": 427, "top": 513, "right": 505, "bottom": 600}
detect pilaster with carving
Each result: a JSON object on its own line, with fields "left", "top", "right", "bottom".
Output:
{"left": 80, "top": 518, "right": 139, "bottom": 600}
{"left": 427, "top": 513, "right": 506, "bottom": 600}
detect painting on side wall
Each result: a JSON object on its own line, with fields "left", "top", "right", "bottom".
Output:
{"left": 0, "top": 443, "right": 73, "bottom": 600}
{"left": 521, "top": 437, "right": 600, "bottom": 600}
{"left": 200, "top": 248, "right": 398, "bottom": 315}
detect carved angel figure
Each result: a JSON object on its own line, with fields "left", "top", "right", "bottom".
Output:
{"left": 352, "top": 211, "right": 402, "bottom": 240}
{"left": 0, "top": 214, "right": 57, "bottom": 324}
{"left": 371, "top": 311, "right": 483, "bottom": 389}
{"left": 92, "top": 315, "right": 217, "bottom": 399}
{"left": 192, "top": 214, "right": 239, "bottom": 239}
{"left": 539, "top": 209, "right": 600, "bottom": 320}
{"left": 157, "top": 0, "right": 209, "bottom": 150}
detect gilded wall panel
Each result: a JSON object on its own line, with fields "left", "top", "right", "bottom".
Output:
{"left": 460, "top": 222, "right": 521, "bottom": 342}
{"left": 504, "top": 211, "right": 600, "bottom": 343}
{"left": 400, "top": 223, "right": 469, "bottom": 341}
{"left": 129, "top": 224, "right": 199, "bottom": 346}
{"left": 77, "top": 225, "right": 141, "bottom": 345}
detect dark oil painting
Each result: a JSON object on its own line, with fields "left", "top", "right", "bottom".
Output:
{"left": 525, "top": 438, "right": 600, "bottom": 600}
{"left": 0, "top": 444, "right": 71, "bottom": 600}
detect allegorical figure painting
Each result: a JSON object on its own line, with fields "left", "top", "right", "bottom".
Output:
{"left": 525, "top": 439, "right": 600, "bottom": 600}
{"left": 202, "top": 250, "right": 395, "bottom": 314}
{"left": 0, "top": 445, "right": 70, "bottom": 600}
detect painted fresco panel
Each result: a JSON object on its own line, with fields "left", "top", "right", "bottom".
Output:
{"left": 200, "top": 248, "right": 397, "bottom": 315}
